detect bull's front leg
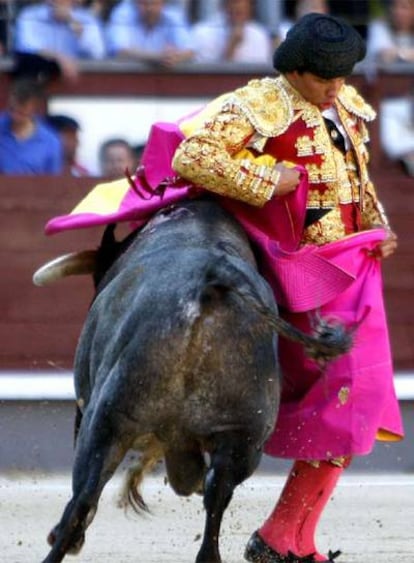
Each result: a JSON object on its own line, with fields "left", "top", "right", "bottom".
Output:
{"left": 42, "top": 497, "right": 95, "bottom": 563}
{"left": 42, "top": 403, "right": 131, "bottom": 562}
{"left": 195, "top": 431, "right": 262, "bottom": 563}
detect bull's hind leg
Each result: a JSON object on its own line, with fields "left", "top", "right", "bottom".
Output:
{"left": 42, "top": 405, "right": 133, "bottom": 563}
{"left": 196, "top": 431, "right": 262, "bottom": 563}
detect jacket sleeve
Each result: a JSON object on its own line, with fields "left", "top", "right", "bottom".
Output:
{"left": 361, "top": 179, "right": 390, "bottom": 229}
{"left": 172, "top": 103, "right": 280, "bottom": 207}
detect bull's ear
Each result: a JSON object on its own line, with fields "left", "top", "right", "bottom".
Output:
{"left": 33, "top": 250, "right": 98, "bottom": 286}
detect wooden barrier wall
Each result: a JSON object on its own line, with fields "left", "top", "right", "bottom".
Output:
{"left": 1, "top": 176, "right": 99, "bottom": 370}
{"left": 0, "top": 166, "right": 413, "bottom": 372}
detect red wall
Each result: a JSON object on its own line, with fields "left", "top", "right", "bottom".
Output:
{"left": 0, "top": 168, "right": 413, "bottom": 372}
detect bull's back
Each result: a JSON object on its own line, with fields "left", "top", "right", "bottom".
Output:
{"left": 74, "top": 199, "right": 279, "bottom": 438}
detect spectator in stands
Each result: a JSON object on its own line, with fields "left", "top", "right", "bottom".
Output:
{"left": 99, "top": 138, "right": 137, "bottom": 179}
{"left": 192, "top": 0, "right": 272, "bottom": 64}
{"left": 105, "top": 0, "right": 195, "bottom": 67}
{"left": 46, "top": 114, "right": 91, "bottom": 177}
{"left": 108, "top": 0, "right": 191, "bottom": 26}
{"left": 367, "top": 0, "right": 414, "bottom": 63}
{"left": 0, "top": 79, "right": 62, "bottom": 174}
{"left": 13, "top": 0, "right": 106, "bottom": 83}
{"left": 380, "top": 89, "right": 414, "bottom": 177}
{"left": 275, "top": 0, "right": 329, "bottom": 47}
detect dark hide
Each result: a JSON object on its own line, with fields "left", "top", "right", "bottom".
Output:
{"left": 42, "top": 198, "right": 350, "bottom": 563}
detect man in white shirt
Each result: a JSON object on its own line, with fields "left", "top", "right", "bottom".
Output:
{"left": 380, "top": 94, "right": 414, "bottom": 176}
{"left": 106, "top": 0, "right": 195, "bottom": 67}
{"left": 14, "top": 0, "right": 106, "bottom": 82}
{"left": 192, "top": 0, "right": 272, "bottom": 64}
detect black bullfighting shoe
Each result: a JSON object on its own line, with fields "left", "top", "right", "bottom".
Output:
{"left": 244, "top": 531, "right": 342, "bottom": 563}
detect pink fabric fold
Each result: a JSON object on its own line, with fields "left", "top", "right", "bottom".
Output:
{"left": 264, "top": 228, "right": 404, "bottom": 459}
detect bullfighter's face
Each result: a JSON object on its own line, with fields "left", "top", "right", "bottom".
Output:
{"left": 286, "top": 71, "right": 346, "bottom": 110}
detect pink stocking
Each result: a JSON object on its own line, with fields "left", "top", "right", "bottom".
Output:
{"left": 259, "top": 459, "right": 347, "bottom": 560}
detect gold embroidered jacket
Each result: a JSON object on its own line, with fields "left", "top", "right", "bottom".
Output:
{"left": 172, "top": 75, "right": 388, "bottom": 245}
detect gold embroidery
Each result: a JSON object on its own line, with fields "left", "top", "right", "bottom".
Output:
{"left": 296, "top": 135, "right": 314, "bottom": 156}
{"left": 312, "top": 125, "right": 330, "bottom": 155}
{"left": 226, "top": 77, "right": 294, "bottom": 137}
{"left": 301, "top": 208, "right": 346, "bottom": 245}
{"left": 172, "top": 106, "right": 280, "bottom": 206}
{"left": 338, "top": 387, "right": 350, "bottom": 405}
{"left": 337, "top": 85, "right": 376, "bottom": 121}
{"left": 172, "top": 75, "right": 387, "bottom": 221}
{"left": 361, "top": 181, "right": 389, "bottom": 228}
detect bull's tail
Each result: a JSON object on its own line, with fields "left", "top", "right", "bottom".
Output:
{"left": 118, "top": 438, "right": 164, "bottom": 514}
{"left": 202, "top": 253, "right": 354, "bottom": 364}
{"left": 245, "top": 298, "right": 354, "bottom": 363}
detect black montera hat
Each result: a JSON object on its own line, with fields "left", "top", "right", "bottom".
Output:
{"left": 273, "top": 13, "right": 366, "bottom": 79}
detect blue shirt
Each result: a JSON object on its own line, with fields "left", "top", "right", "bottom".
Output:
{"left": 0, "top": 113, "right": 63, "bottom": 174}
{"left": 14, "top": 3, "right": 106, "bottom": 59}
{"left": 106, "top": 1, "right": 193, "bottom": 56}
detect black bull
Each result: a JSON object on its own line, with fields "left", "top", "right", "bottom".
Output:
{"left": 37, "top": 198, "right": 352, "bottom": 563}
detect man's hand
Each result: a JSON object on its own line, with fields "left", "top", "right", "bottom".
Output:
{"left": 371, "top": 229, "right": 398, "bottom": 259}
{"left": 274, "top": 163, "right": 301, "bottom": 196}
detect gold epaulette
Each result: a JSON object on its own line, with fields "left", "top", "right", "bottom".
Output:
{"left": 222, "top": 77, "right": 294, "bottom": 138}
{"left": 337, "top": 84, "right": 376, "bottom": 122}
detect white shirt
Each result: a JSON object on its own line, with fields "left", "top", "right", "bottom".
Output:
{"left": 322, "top": 106, "right": 351, "bottom": 151}
{"left": 380, "top": 97, "right": 414, "bottom": 159}
{"left": 14, "top": 3, "right": 106, "bottom": 59}
{"left": 367, "top": 18, "right": 414, "bottom": 61}
{"left": 192, "top": 19, "right": 272, "bottom": 64}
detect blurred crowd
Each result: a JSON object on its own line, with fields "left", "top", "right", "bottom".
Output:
{"left": 1, "top": 0, "right": 412, "bottom": 73}
{"left": 0, "top": 0, "right": 413, "bottom": 177}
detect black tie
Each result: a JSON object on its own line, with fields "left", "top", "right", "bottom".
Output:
{"left": 323, "top": 117, "right": 346, "bottom": 153}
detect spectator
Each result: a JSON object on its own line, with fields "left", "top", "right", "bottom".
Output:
{"left": 275, "top": 0, "right": 329, "bottom": 47}
{"left": 46, "top": 114, "right": 91, "bottom": 177}
{"left": 192, "top": 0, "right": 273, "bottom": 64}
{"left": 380, "top": 90, "right": 414, "bottom": 177}
{"left": 367, "top": 0, "right": 414, "bottom": 63}
{"left": 105, "top": 0, "right": 195, "bottom": 67}
{"left": 99, "top": 138, "right": 137, "bottom": 179}
{"left": 13, "top": 0, "right": 106, "bottom": 83}
{"left": 0, "top": 79, "right": 62, "bottom": 174}
{"left": 108, "top": 0, "right": 191, "bottom": 26}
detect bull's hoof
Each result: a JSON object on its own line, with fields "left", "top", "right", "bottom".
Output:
{"left": 67, "top": 533, "right": 85, "bottom": 555}
{"left": 46, "top": 527, "right": 85, "bottom": 555}
{"left": 47, "top": 528, "right": 57, "bottom": 546}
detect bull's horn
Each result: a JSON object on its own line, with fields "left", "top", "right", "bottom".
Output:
{"left": 33, "top": 250, "right": 98, "bottom": 286}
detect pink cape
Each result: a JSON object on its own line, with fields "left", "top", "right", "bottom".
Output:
{"left": 265, "top": 229, "right": 404, "bottom": 459}
{"left": 45, "top": 121, "right": 404, "bottom": 459}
